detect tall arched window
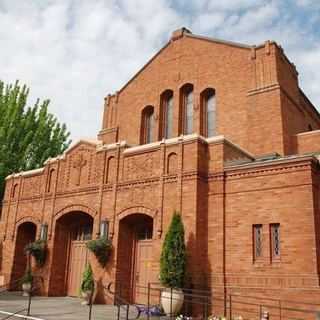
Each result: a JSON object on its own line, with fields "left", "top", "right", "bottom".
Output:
{"left": 201, "top": 88, "right": 216, "bottom": 137}
{"left": 167, "top": 152, "right": 178, "bottom": 174}
{"left": 180, "top": 84, "right": 194, "bottom": 135}
{"left": 106, "top": 156, "right": 116, "bottom": 183}
{"left": 47, "top": 169, "right": 55, "bottom": 193}
{"left": 11, "top": 183, "right": 18, "bottom": 199}
{"left": 160, "top": 90, "right": 174, "bottom": 139}
{"left": 140, "top": 106, "right": 154, "bottom": 144}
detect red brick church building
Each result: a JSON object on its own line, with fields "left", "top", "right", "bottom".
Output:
{"left": 1, "top": 28, "right": 320, "bottom": 306}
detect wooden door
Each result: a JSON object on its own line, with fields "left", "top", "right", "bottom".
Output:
{"left": 67, "top": 240, "right": 88, "bottom": 296}
{"left": 134, "top": 240, "right": 153, "bottom": 304}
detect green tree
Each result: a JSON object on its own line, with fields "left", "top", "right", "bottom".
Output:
{"left": 160, "top": 211, "right": 186, "bottom": 288}
{"left": 0, "top": 80, "right": 71, "bottom": 198}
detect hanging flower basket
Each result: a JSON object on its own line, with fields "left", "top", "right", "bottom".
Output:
{"left": 86, "top": 237, "right": 112, "bottom": 267}
{"left": 24, "top": 240, "right": 47, "bottom": 267}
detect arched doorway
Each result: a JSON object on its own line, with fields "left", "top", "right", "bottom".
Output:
{"left": 116, "top": 214, "right": 154, "bottom": 304}
{"left": 11, "top": 222, "right": 37, "bottom": 284}
{"left": 50, "top": 211, "right": 93, "bottom": 296}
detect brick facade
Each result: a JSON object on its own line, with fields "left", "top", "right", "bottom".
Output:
{"left": 1, "top": 28, "right": 320, "bottom": 311}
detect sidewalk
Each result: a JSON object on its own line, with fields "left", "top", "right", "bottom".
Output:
{"left": 0, "top": 293, "right": 139, "bottom": 320}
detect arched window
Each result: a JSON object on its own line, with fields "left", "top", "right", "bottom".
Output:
{"left": 160, "top": 90, "right": 174, "bottom": 139}
{"left": 167, "top": 152, "right": 178, "bottom": 174}
{"left": 180, "top": 84, "right": 194, "bottom": 135}
{"left": 106, "top": 156, "right": 116, "bottom": 183}
{"left": 47, "top": 169, "right": 55, "bottom": 193}
{"left": 140, "top": 106, "right": 154, "bottom": 144}
{"left": 201, "top": 88, "right": 216, "bottom": 137}
{"left": 11, "top": 183, "right": 18, "bottom": 199}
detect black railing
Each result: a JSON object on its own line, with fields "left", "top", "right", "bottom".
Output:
{"left": 105, "top": 281, "right": 320, "bottom": 320}
{"left": 105, "top": 282, "right": 141, "bottom": 320}
{"left": 0, "top": 275, "right": 44, "bottom": 319}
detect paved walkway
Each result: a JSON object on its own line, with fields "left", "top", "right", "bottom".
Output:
{"left": 0, "top": 293, "right": 143, "bottom": 320}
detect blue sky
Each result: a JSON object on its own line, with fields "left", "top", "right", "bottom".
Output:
{"left": 0, "top": 0, "right": 320, "bottom": 141}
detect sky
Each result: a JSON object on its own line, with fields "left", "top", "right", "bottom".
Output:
{"left": 0, "top": 0, "right": 320, "bottom": 142}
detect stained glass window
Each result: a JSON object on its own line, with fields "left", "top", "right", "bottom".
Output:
{"left": 271, "top": 223, "right": 280, "bottom": 258}
{"left": 253, "top": 224, "right": 263, "bottom": 260}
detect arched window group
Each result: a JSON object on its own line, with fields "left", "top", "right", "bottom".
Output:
{"left": 140, "top": 85, "right": 216, "bottom": 144}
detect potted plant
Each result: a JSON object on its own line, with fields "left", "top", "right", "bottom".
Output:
{"left": 24, "top": 240, "right": 47, "bottom": 267}
{"left": 80, "top": 264, "right": 95, "bottom": 305}
{"left": 160, "top": 211, "right": 186, "bottom": 316}
{"left": 20, "top": 269, "right": 33, "bottom": 296}
{"left": 86, "top": 237, "right": 112, "bottom": 267}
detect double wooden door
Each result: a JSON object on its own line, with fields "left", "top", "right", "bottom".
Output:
{"left": 67, "top": 223, "right": 92, "bottom": 296}
{"left": 67, "top": 240, "right": 88, "bottom": 296}
{"left": 134, "top": 240, "right": 153, "bottom": 304}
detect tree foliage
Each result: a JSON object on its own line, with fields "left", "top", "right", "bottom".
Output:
{"left": 81, "top": 264, "right": 94, "bottom": 292}
{"left": 160, "top": 211, "right": 186, "bottom": 288}
{"left": 0, "top": 80, "right": 71, "bottom": 198}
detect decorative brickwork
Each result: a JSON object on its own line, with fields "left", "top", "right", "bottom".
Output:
{"left": 1, "top": 29, "right": 320, "bottom": 310}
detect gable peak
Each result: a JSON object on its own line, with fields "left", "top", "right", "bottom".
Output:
{"left": 171, "top": 27, "right": 192, "bottom": 41}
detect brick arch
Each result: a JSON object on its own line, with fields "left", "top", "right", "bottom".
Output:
{"left": 11, "top": 217, "right": 38, "bottom": 284}
{"left": 15, "top": 216, "right": 40, "bottom": 229}
{"left": 54, "top": 204, "right": 98, "bottom": 222}
{"left": 117, "top": 206, "right": 157, "bottom": 221}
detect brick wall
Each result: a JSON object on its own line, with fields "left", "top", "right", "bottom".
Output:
{"left": 1, "top": 29, "right": 320, "bottom": 311}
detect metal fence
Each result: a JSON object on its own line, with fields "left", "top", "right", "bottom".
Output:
{"left": 106, "top": 281, "right": 320, "bottom": 320}
{"left": 0, "top": 275, "right": 44, "bottom": 319}
{"left": 1, "top": 278, "right": 320, "bottom": 320}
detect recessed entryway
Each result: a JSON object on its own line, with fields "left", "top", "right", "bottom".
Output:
{"left": 11, "top": 222, "right": 37, "bottom": 284}
{"left": 49, "top": 211, "right": 93, "bottom": 297}
{"left": 116, "top": 213, "right": 154, "bottom": 304}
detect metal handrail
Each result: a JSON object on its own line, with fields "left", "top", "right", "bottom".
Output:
{"left": 0, "top": 275, "right": 44, "bottom": 318}
{"left": 113, "top": 281, "right": 320, "bottom": 320}
{"left": 105, "top": 282, "right": 141, "bottom": 320}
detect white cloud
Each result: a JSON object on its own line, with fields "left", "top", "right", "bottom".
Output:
{"left": 0, "top": 0, "right": 319, "bottom": 142}
{"left": 295, "top": 0, "right": 320, "bottom": 7}
{"left": 207, "top": 0, "right": 266, "bottom": 11}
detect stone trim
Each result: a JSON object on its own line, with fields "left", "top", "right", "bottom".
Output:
{"left": 225, "top": 154, "right": 315, "bottom": 174}
{"left": 6, "top": 168, "right": 44, "bottom": 180}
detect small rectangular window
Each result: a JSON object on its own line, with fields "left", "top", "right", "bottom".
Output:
{"left": 253, "top": 224, "right": 263, "bottom": 261}
{"left": 270, "top": 223, "right": 280, "bottom": 260}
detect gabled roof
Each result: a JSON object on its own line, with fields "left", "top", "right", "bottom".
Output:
{"left": 110, "top": 27, "right": 259, "bottom": 98}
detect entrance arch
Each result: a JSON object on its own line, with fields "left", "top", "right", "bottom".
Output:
{"left": 11, "top": 222, "right": 37, "bottom": 283}
{"left": 116, "top": 214, "right": 154, "bottom": 304}
{"left": 50, "top": 211, "right": 93, "bottom": 296}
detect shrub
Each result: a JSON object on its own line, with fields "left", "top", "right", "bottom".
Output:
{"left": 24, "top": 240, "right": 47, "bottom": 267}
{"left": 86, "top": 237, "right": 112, "bottom": 267}
{"left": 81, "top": 264, "right": 94, "bottom": 293}
{"left": 20, "top": 268, "right": 33, "bottom": 285}
{"left": 160, "top": 211, "right": 186, "bottom": 288}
